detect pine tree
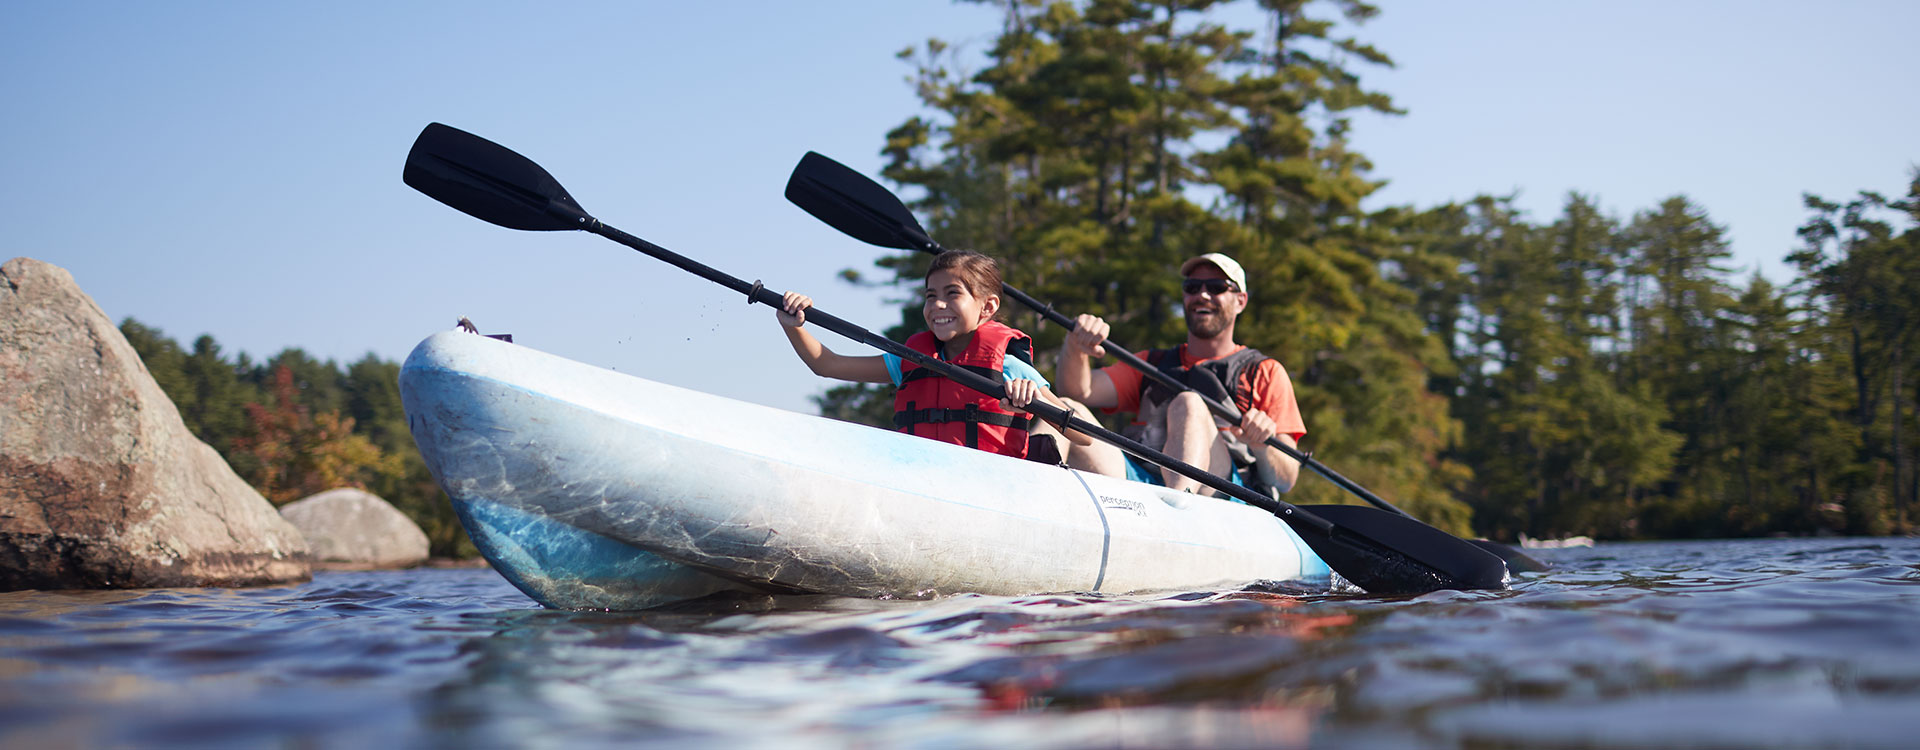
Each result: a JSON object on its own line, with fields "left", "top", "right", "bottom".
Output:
{"left": 1619, "top": 197, "right": 1736, "bottom": 534}
{"left": 120, "top": 319, "right": 192, "bottom": 414}
{"left": 1791, "top": 176, "right": 1920, "bottom": 533}
{"left": 180, "top": 334, "right": 256, "bottom": 454}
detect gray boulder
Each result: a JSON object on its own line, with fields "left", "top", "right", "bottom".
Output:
{"left": 0, "top": 257, "right": 311, "bottom": 590}
{"left": 280, "top": 488, "right": 430, "bottom": 569}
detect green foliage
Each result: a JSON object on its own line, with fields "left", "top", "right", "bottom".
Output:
{"left": 812, "top": 382, "right": 896, "bottom": 430}
{"left": 181, "top": 335, "right": 257, "bottom": 455}
{"left": 1788, "top": 173, "right": 1920, "bottom": 534}
{"left": 122, "top": 320, "right": 191, "bottom": 407}
{"left": 1399, "top": 178, "right": 1918, "bottom": 539}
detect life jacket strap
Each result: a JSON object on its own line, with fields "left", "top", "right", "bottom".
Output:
{"left": 893, "top": 405, "right": 1034, "bottom": 434}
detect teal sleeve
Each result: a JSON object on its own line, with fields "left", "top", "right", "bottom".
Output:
{"left": 1002, "top": 356, "right": 1050, "bottom": 388}
{"left": 883, "top": 352, "right": 903, "bottom": 387}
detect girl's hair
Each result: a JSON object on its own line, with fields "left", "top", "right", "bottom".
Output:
{"left": 926, "top": 250, "right": 1004, "bottom": 320}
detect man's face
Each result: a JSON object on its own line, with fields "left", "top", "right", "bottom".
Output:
{"left": 1181, "top": 265, "right": 1246, "bottom": 340}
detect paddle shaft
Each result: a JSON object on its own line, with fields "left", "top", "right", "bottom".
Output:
{"left": 563, "top": 217, "right": 1340, "bottom": 535}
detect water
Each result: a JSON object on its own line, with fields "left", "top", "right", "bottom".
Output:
{"left": 2, "top": 537, "right": 1917, "bottom": 749}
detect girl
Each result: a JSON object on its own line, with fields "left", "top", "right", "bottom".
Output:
{"left": 776, "top": 250, "right": 1088, "bottom": 460}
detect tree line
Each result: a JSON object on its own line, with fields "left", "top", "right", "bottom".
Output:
{"left": 817, "top": 0, "right": 1918, "bottom": 540}
{"left": 119, "top": 324, "right": 475, "bottom": 558}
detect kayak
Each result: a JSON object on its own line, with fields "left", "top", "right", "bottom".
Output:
{"left": 399, "top": 329, "right": 1332, "bottom": 610}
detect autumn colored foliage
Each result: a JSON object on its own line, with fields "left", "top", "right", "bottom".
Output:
{"left": 230, "top": 366, "right": 401, "bottom": 504}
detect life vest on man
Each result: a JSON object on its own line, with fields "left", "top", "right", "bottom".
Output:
{"left": 892, "top": 321, "right": 1035, "bottom": 459}
{"left": 1134, "top": 345, "right": 1284, "bottom": 498}
{"left": 1139, "top": 345, "right": 1270, "bottom": 418}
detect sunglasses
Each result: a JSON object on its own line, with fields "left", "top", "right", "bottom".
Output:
{"left": 1181, "top": 278, "right": 1240, "bottom": 296}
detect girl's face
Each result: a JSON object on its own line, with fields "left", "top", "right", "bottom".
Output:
{"left": 923, "top": 269, "right": 998, "bottom": 342}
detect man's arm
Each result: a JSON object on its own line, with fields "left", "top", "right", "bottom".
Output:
{"left": 1059, "top": 314, "right": 1120, "bottom": 409}
{"left": 1238, "top": 360, "right": 1306, "bottom": 492}
{"left": 1259, "top": 425, "right": 1301, "bottom": 493}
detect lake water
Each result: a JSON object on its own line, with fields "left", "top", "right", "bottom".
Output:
{"left": 2, "top": 537, "right": 1917, "bottom": 749}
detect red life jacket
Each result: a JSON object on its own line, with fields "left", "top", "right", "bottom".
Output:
{"left": 892, "top": 321, "right": 1034, "bottom": 458}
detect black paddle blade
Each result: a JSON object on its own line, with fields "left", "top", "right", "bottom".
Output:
{"left": 1472, "top": 539, "right": 1551, "bottom": 572}
{"left": 404, "top": 122, "right": 591, "bottom": 231}
{"left": 785, "top": 152, "right": 936, "bottom": 253}
{"left": 1296, "top": 505, "right": 1510, "bottom": 594}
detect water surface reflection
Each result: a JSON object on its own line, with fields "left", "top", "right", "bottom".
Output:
{"left": 1, "top": 538, "right": 1917, "bottom": 748}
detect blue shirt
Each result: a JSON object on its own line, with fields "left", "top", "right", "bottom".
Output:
{"left": 882, "top": 351, "right": 1050, "bottom": 389}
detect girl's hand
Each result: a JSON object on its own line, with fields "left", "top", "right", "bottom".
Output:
{"left": 777, "top": 292, "right": 812, "bottom": 328}
{"left": 1002, "top": 378, "right": 1041, "bottom": 413}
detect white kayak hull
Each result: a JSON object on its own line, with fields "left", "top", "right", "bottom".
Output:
{"left": 400, "top": 330, "right": 1329, "bottom": 610}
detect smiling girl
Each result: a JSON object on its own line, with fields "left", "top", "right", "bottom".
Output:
{"left": 775, "top": 250, "right": 1086, "bottom": 461}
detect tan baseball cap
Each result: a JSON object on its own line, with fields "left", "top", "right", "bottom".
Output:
{"left": 1179, "top": 253, "right": 1247, "bottom": 294}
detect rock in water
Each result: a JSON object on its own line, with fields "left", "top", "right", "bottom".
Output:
{"left": 280, "top": 489, "right": 430, "bottom": 569}
{"left": 0, "top": 257, "right": 311, "bottom": 590}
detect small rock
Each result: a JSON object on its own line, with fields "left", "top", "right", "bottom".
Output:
{"left": 280, "top": 488, "right": 430, "bottom": 569}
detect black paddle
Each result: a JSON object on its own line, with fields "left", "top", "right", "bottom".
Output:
{"left": 402, "top": 122, "right": 1508, "bottom": 595}
{"left": 784, "top": 150, "right": 1549, "bottom": 574}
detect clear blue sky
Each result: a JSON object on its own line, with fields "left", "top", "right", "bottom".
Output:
{"left": 5, "top": 2, "right": 1913, "bottom": 415}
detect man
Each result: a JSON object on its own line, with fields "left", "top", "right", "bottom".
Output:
{"left": 1056, "top": 253, "right": 1304, "bottom": 495}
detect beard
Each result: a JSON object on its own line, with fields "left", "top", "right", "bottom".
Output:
{"left": 1185, "top": 306, "right": 1229, "bottom": 340}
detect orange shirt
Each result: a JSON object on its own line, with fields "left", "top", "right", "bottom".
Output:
{"left": 1103, "top": 345, "right": 1307, "bottom": 441}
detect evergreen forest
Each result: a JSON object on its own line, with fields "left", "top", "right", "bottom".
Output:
{"left": 813, "top": 0, "right": 1919, "bottom": 541}
{"left": 125, "top": 0, "right": 1914, "bottom": 548}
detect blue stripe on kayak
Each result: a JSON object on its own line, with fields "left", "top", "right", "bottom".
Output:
{"left": 450, "top": 495, "right": 739, "bottom": 610}
{"left": 1066, "top": 469, "right": 1109, "bottom": 592}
